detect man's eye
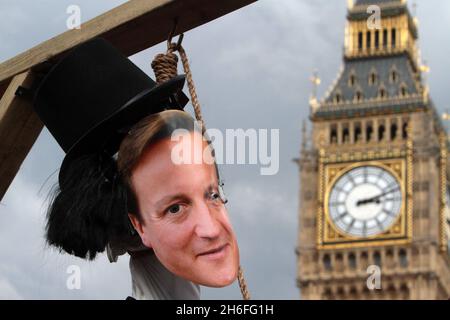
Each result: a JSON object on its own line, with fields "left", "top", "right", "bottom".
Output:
{"left": 167, "top": 204, "right": 182, "bottom": 214}
{"left": 210, "top": 192, "right": 220, "bottom": 201}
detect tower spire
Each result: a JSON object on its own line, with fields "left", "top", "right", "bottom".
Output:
{"left": 301, "top": 119, "right": 308, "bottom": 151}
{"left": 309, "top": 69, "right": 320, "bottom": 100}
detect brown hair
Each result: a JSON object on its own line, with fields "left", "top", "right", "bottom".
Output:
{"left": 117, "top": 109, "right": 207, "bottom": 222}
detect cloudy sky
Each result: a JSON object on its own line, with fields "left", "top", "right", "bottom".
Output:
{"left": 0, "top": 0, "right": 449, "bottom": 299}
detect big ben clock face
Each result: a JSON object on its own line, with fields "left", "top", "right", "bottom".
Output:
{"left": 328, "top": 165, "right": 402, "bottom": 238}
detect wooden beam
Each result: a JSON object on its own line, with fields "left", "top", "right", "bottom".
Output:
{"left": 0, "top": 79, "right": 11, "bottom": 102}
{"left": 0, "top": 0, "right": 257, "bottom": 98}
{"left": 0, "top": 71, "right": 43, "bottom": 200}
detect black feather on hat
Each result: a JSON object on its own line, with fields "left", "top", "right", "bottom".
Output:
{"left": 32, "top": 38, "right": 188, "bottom": 260}
{"left": 46, "top": 153, "right": 129, "bottom": 260}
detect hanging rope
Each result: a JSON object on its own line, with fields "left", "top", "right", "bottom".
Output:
{"left": 151, "top": 33, "right": 250, "bottom": 301}
{"left": 173, "top": 43, "right": 205, "bottom": 132}
{"left": 237, "top": 265, "right": 251, "bottom": 300}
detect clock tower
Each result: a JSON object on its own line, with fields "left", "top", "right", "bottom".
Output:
{"left": 297, "top": 0, "right": 450, "bottom": 299}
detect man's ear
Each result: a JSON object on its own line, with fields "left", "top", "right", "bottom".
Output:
{"left": 128, "top": 213, "right": 152, "bottom": 248}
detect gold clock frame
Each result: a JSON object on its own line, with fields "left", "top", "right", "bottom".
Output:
{"left": 317, "top": 147, "right": 413, "bottom": 250}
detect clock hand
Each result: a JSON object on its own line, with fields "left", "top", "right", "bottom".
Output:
{"left": 375, "top": 187, "right": 401, "bottom": 201}
{"left": 356, "top": 197, "right": 381, "bottom": 206}
{"left": 356, "top": 187, "right": 400, "bottom": 206}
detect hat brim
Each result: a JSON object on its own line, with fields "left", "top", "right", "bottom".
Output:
{"left": 59, "top": 74, "right": 187, "bottom": 184}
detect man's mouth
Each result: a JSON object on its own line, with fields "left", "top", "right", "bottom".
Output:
{"left": 197, "top": 244, "right": 229, "bottom": 259}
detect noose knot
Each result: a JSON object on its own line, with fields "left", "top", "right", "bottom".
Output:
{"left": 151, "top": 51, "right": 178, "bottom": 84}
{"left": 151, "top": 40, "right": 204, "bottom": 131}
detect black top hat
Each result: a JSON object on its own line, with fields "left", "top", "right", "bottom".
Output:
{"left": 33, "top": 37, "right": 188, "bottom": 183}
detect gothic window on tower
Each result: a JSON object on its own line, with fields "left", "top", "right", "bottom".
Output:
{"left": 360, "top": 251, "right": 369, "bottom": 269}
{"left": 379, "top": 87, "right": 387, "bottom": 99}
{"left": 402, "top": 120, "right": 408, "bottom": 139}
{"left": 400, "top": 83, "right": 408, "bottom": 96}
{"left": 335, "top": 253, "right": 344, "bottom": 272}
{"left": 390, "top": 121, "right": 398, "bottom": 140}
{"left": 354, "top": 90, "right": 363, "bottom": 102}
{"left": 378, "top": 123, "right": 386, "bottom": 141}
{"left": 412, "top": 246, "right": 420, "bottom": 265}
{"left": 330, "top": 124, "right": 338, "bottom": 144}
{"left": 342, "top": 124, "right": 350, "bottom": 143}
{"left": 323, "top": 288, "right": 333, "bottom": 300}
{"left": 366, "top": 31, "right": 372, "bottom": 50}
{"left": 390, "top": 69, "right": 399, "bottom": 83}
{"left": 386, "top": 249, "right": 394, "bottom": 268}
{"left": 368, "top": 70, "right": 378, "bottom": 86}
{"left": 373, "top": 251, "right": 382, "bottom": 267}
{"left": 387, "top": 284, "right": 396, "bottom": 298}
{"left": 348, "top": 73, "right": 356, "bottom": 87}
{"left": 400, "top": 284, "right": 409, "bottom": 299}
{"left": 334, "top": 91, "right": 342, "bottom": 104}
{"left": 323, "top": 254, "right": 332, "bottom": 271}
{"left": 349, "top": 287, "right": 357, "bottom": 299}
{"left": 383, "top": 29, "right": 388, "bottom": 48}
{"left": 348, "top": 252, "right": 357, "bottom": 269}
{"left": 399, "top": 249, "right": 408, "bottom": 268}
{"left": 375, "top": 30, "right": 380, "bottom": 49}
{"left": 366, "top": 122, "right": 374, "bottom": 142}
{"left": 354, "top": 122, "right": 362, "bottom": 143}
{"left": 362, "top": 286, "right": 370, "bottom": 298}
{"left": 391, "top": 28, "right": 397, "bottom": 48}
{"left": 358, "top": 31, "right": 363, "bottom": 51}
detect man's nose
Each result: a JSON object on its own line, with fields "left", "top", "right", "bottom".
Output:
{"left": 194, "top": 200, "right": 221, "bottom": 239}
